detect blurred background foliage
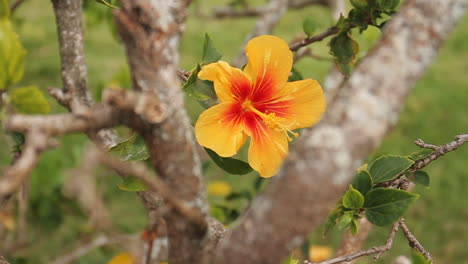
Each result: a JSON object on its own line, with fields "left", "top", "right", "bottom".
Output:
{"left": 0, "top": 0, "right": 467, "bottom": 263}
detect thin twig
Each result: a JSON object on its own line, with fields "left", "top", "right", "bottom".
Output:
{"left": 289, "top": 26, "right": 339, "bottom": 51}
{"left": 399, "top": 219, "right": 433, "bottom": 262}
{"left": 413, "top": 134, "right": 468, "bottom": 170}
{"left": 96, "top": 148, "right": 208, "bottom": 231}
{"left": 305, "top": 221, "right": 400, "bottom": 264}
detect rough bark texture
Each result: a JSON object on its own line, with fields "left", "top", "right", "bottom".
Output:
{"left": 51, "top": 0, "right": 117, "bottom": 149}
{"left": 210, "top": 0, "right": 467, "bottom": 263}
{"left": 232, "top": 0, "right": 289, "bottom": 67}
{"left": 114, "top": 1, "right": 208, "bottom": 263}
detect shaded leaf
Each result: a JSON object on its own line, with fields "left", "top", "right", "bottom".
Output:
{"left": 323, "top": 208, "right": 339, "bottom": 235}
{"left": 351, "top": 170, "right": 372, "bottom": 195}
{"left": 108, "top": 135, "right": 150, "bottom": 161}
{"left": 364, "top": 188, "right": 419, "bottom": 226}
{"left": 342, "top": 185, "right": 364, "bottom": 209}
{"left": 0, "top": 19, "right": 25, "bottom": 90}
{"left": 201, "top": 33, "right": 222, "bottom": 65}
{"left": 9, "top": 86, "right": 50, "bottom": 114}
{"left": 412, "top": 170, "right": 430, "bottom": 187}
{"left": 368, "top": 155, "right": 414, "bottom": 183}
{"left": 375, "top": 0, "right": 399, "bottom": 10}
{"left": 302, "top": 18, "right": 317, "bottom": 36}
{"left": 338, "top": 211, "right": 353, "bottom": 229}
{"left": 117, "top": 176, "right": 148, "bottom": 192}
{"left": 205, "top": 148, "right": 253, "bottom": 175}
{"left": 225, "top": 190, "right": 252, "bottom": 202}
{"left": 288, "top": 67, "right": 303, "bottom": 82}
{"left": 182, "top": 64, "right": 218, "bottom": 108}
{"left": 329, "top": 32, "right": 359, "bottom": 75}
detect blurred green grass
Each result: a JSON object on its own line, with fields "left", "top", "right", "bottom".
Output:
{"left": 0, "top": 0, "right": 467, "bottom": 263}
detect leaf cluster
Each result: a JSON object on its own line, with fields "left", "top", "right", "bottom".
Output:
{"left": 325, "top": 150, "right": 433, "bottom": 235}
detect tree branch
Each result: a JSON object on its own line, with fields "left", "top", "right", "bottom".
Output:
{"left": 210, "top": 0, "right": 468, "bottom": 263}
{"left": 114, "top": 1, "right": 209, "bottom": 262}
{"left": 289, "top": 26, "right": 339, "bottom": 51}
{"left": 51, "top": 0, "right": 118, "bottom": 149}
{"left": 306, "top": 221, "right": 400, "bottom": 264}
{"left": 398, "top": 219, "right": 433, "bottom": 261}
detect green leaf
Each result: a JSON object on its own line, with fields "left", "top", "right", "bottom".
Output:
{"left": 411, "top": 170, "right": 430, "bottom": 187}
{"left": 364, "top": 188, "right": 419, "bottom": 226}
{"left": 95, "top": 0, "right": 118, "bottom": 8}
{"left": 351, "top": 170, "right": 372, "bottom": 195}
{"left": 411, "top": 250, "right": 432, "bottom": 264}
{"left": 350, "top": 219, "right": 359, "bottom": 235}
{"left": 182, "top": 64, "right": 218, "bottom": 108}
{"left": 205, "top": 148, "right": 253, "bottom": 175}
{"left": 302, "top": 18, "right": 317, "bottom": 36}
{"left": 343, "top": 185, "right": 364, "bottom": 209}
{"left": 226, "top": 190, "right": 253, "bottom": 201}
{"left": 375, "top": 0, "right": 399, "bottom": 10}
{"left": 117, "top": 176, "right": 149, "bottom": 192}
{"left": 323, "top": 209, "right": 339, "bottom": 235}
{"left": 368, "top": 155, "right": 414, "bottom": 183}
{"left": 408, "top": 149, "right": 433, "bottom": 161}
{"left": 288, "top": 67, "right": 303, "bottom": 82}
{"left": 350, "top": 0, "right": 369, "bottom": 9}
{"left": 201, "top": 33, "right": 222, "bottom": 65}
{"left": 108, "top": 135, "right": 150, "bottom": 161}
{"left": 1, "top": 0, "right": 10, "bottom": 18}
{"left": 338, "top": 211, "right": 353, "bottom": 229}
{"left": 9, "top": 86, "right": 50, "bottom": 114}
{"left": 329, "top": 32, "right": 359, "bottom": 75}
{"left": 0, "top": 19, "right": 26, "bottom": 90}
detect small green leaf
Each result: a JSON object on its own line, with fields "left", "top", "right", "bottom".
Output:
{"left": 95, "top": 0, "right": 118, "bottom": 8}
{"left": 343, "top": 185, "right": 364, "bottom": 209}
{"left": 350, "top": 219, "right": 359, "bottom": 235}
{"left": 351, "top": 170, "right": 372, "bottom": 195}
{"left": 118, "top": 176, "right": 149, "bottom": 192}
{"left": 368, "top": 155, "right": 414, "bottom": 183}
{"left": 411, "top": 250, "right": 432, "bottom": 264}
{"left": 108, "top": 135, "right": 150, "bottom": 161}
{"left": 323, "top": 209, "right": 339, "bottom": 235}
{"left": 350, "top": 0, "right": 369, "bottom": 9}
{"left": 375, "top": 0, "right": 399, "bottom": 10}
{"left": 201, "top": 33, "right": 222, "bottom": 65}
{"left": 364, "top": 188, "right": 419, "bottom": 226}
{"left": 302, "top": 18, "right": 317, "bottom": 37}
{"left": 0, "top": 19, "right": 26, "bottom": 90}
{"left": 1, "top": 0, "right": 10, "bottom": 18}
{"left": 9, "top": 86, "right": 50, "bottom": 114}
{"left": 412, "top": 170, "right": 430, "bottom": 187}
{"left": 288, "top": 67, "right": 303, "bottom": 82}
{"left": 408, "top": 149, "right": 433, "bottom": 161}
{"left": 182, "top": 64, "right": 218, "bottom": 108}
{"left": 225, "top": 190, "right": 252, "bottom": 201}
{"left": 205, "top": 148, "right": 253, "bottom": 175}
{"left": 338, "top": 211, "right": 353, "bottom": 229}
{"left": 329, "top": 33, "right": 359, "bottom": 75}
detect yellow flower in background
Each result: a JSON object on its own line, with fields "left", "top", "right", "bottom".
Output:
{"left": 107, "top": 253, "right": 134, "bottom": 264}
{"left": 195, "top": 35, "right": 326, "bottom": 177}
{"left": 309, "top": 245, "right": 333, "bottom": 262}
{"left": 208, "top": 181, "right": 232, "bottom": 196}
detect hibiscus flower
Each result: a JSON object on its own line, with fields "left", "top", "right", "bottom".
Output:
{"left": 195, "top": 35, "right": 326, "bottom": 177}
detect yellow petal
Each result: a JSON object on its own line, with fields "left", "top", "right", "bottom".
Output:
{"left": 198, "top": 61, "right": 250, "bottom": 102}
{"left": 244, "top": 35, "right": 293, "bottom": 91}
{"left": 195, "top": 102, "right": 247, "bottom": 157}
{"left": 207, "top": 181, "right": 232, "bottom": 196}
{"left": 279, "top": 79, "right": 326, "bottom": 130}
{"left": 247, "top": 122, "right": 288, "bottom": 178}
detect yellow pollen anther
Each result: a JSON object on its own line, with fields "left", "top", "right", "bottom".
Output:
{"left": 244, "top": 102, "right": 299, "bottom": 141}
